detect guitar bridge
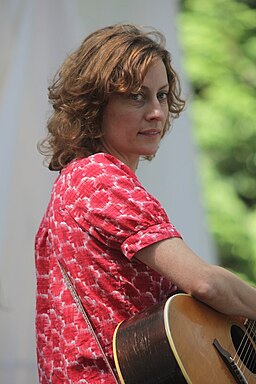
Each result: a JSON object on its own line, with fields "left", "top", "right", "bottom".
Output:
{"left": 213, "top": 339, "right": 248, "bottom": 384}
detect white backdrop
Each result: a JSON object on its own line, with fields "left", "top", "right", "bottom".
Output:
{"left": 0, "top": 1, "right": 216, "bottom": 382}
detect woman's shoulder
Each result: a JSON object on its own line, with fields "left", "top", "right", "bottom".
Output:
{"left": 62, "top": 153, "right": 136, "bottom": 179}
{"left": 54, "top": 153, "right": 140, "bottom": 202}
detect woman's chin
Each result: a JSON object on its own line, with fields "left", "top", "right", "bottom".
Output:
{"left": 141, "top": 146, "right": 159, "bottom": 157}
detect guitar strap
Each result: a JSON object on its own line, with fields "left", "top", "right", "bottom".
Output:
{"left": 58, "top": 261, "right": 119, "bottom": 383}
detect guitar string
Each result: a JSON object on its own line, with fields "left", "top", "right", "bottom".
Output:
{"left": 246, "top": 320, "right": 256, "bottom": 376}
{"left": 244, "top": 320, "right": 256, "bottom": 384}
{"left": 236, "top": 319, "right": 254, "bottom": 374}
{"left": 234, "top": 319, "right": 256, "bottom": 378}
{"left": 233, "top": 320, "right": 248, "bottom": 372}
{"left": 244, "top": 319, "right": 256, "bottom": 376}
{"left": 239, "top": 321, "right": 251, "bottom": 373}
{"left": 241, "top": 330, "right": 254, "bottom": 378}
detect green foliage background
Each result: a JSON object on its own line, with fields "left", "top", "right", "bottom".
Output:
{"left": 179, "top": 0, "right": 256, "bottom": 283}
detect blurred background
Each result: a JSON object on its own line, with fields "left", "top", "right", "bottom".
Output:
{"left": 179, "top": 0, "right": 256, "bottom": 284}
{"left": 0, "top": 0, "right": 255, "bottom": 383}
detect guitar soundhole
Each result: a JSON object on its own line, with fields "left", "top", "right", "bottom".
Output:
{"left": 231, "top": 325, "right": 256, "bottom": 374}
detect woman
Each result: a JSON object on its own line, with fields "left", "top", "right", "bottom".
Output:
{"left": 35, "top": 24, "right": 256, "bottom": 383}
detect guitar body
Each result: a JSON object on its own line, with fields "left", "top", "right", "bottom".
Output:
{"left": 113, "top": 294, "right": 256, "bottom": 384}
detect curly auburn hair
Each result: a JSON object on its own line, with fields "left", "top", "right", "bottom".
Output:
{"left": 39, "top": 23, "right": 185, "bottom": 171}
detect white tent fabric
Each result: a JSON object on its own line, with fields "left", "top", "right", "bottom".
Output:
{"left": 0, "top": 1, "right": 216, "bottom": 382}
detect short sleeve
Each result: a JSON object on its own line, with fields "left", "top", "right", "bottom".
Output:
{"left": 62, "top": 154, "right": 181, "bottom": 259}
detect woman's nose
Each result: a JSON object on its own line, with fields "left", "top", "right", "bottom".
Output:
{"left": 145, "top": 99, "right": 165, "bottom": 121}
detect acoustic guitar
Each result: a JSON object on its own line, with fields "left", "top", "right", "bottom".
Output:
{"left": 113, "top": 293, "right": 256, "bottom": 383}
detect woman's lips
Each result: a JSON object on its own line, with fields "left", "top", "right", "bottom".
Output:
{"left": 138, "top": 129, "right": 161, "bottom": 135}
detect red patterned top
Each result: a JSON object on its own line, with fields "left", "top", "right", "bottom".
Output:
{"left": 35, "top": 153, "right": 181, "bottom": 383}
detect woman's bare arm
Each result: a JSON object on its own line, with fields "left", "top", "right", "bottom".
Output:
{"left": 135, "top": 237, "right": 256, "bottom": 320}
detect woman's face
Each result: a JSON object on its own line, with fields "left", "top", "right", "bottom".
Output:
{"left": 101, "top": 59, "right": 169, "bottom": 171}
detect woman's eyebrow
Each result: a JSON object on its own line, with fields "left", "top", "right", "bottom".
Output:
{"left": 140, "top": 83, "right": 169, "bottom": 91}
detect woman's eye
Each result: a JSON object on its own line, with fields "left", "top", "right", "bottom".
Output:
{"left": 129, "top": 93, "right": 144, "bottom": 101}
{"left": 158, "top": 91, "right": 168, "bottom": 101}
